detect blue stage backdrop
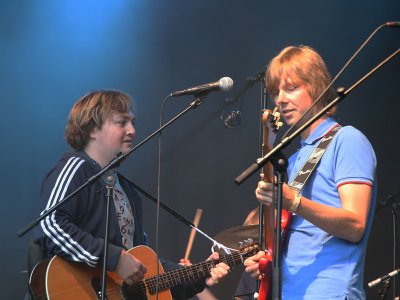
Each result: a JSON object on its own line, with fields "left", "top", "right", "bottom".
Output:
{"left": 1, "top": 1, "right": 399, "bottom": 299}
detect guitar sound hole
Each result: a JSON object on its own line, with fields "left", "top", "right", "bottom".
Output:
{"left": 121, "top": 281, "right": 147, "bottom": 300}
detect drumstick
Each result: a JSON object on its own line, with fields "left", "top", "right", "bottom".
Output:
{"left": 184, "top": 208, "right": 203, "bottom": 260}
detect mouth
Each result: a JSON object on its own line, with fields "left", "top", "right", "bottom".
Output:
{"left": 282, "top": 109, "right": 295, "bottom": 118}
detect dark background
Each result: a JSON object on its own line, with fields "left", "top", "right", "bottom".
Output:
{"left": 1, "top": 1, "right": 399, "bottom": 299}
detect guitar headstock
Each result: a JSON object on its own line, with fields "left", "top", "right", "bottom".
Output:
{"left": 262, "top": 107, "right": 283, "bottom": 135}
{"left": 262, "top": 107, "right": 283, "bottom": 155}
{"left": 238, "top": 239, "right": 261, "bottom": 258}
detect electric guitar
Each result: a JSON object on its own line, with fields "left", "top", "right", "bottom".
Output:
{"left": 29, "top": 243, "right": 260, "bottom": 300}
{"left": 258, "top": 108, "right": 291, "bottom": 300}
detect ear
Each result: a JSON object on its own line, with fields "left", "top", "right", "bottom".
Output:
{"left": 89, "top": 127, "right": 99, "bottom": 139}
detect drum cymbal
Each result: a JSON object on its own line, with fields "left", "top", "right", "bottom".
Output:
{"left": 214, "top": 225, "right": 260, "bottom": 250}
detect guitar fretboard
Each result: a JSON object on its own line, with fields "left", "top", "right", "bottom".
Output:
{"left": 121, "top": 250, "right": 248, "bottom": 298}
{"left": 145, "top": 253, "right": 243, "bottom": 294}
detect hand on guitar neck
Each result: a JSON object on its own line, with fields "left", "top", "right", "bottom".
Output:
{"left": 179, "top": 257, "right": 219, "bottom": 300}
{"left": 180, "top": 252, "right": 230, "bottom": 287}
{"left": 256, "top": 179, "right": 299, "bottom": 213}
{"left": 243, "top": 250, "right": 270, "bottom": 280}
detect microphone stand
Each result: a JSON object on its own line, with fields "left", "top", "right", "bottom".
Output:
{"left": 221, "top": 69, "right": 264, "bottom": 128}
{"left": 377, "top": 278, "right": 392, "bottom": 300}
{"left": 17, "top": 93, "right": 211, "bottom": 300}
{"left": 100, "top": 173, "right": 116, "bottom": 300}
{"left": 270, "top": 152, "right": 288, "bottom": 300}
{"left": 369, "top": 269, "right": 400, "bottom": 299}
{"left": 235, "top": 48, "right": 400, "bottom": 300}
{"left": 375, "top": 189, "right": 400, "bottom": 298}
{"left": 392, "top": 193, "right": 400, "bottom": 298}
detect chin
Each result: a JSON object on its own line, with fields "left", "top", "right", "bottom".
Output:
{"left": 284, "top": 119, "right": 295, "bottom": 126}
{"left": 121, "top": 147, "right": 132, "bottom": 154}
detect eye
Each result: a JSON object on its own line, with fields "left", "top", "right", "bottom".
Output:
{"left": 286, "top": 85, "right": 298, "bottom": 92}
{"left": 114, "top": 120, "right": 127, "bottom": 127}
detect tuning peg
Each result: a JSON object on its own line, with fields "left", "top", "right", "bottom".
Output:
{"left": 245, "top": 238, "right": 253, "bottom": 245}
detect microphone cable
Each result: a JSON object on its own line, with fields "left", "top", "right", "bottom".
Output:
{"left": 153, "top": 93, "right": 173, "bottom": 299}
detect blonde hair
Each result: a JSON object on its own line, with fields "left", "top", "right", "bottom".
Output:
{"left": 65, "top": 90, "right": 132, "bottom": 150}
{"left": 265, "top": 45, "right": 337, "bottom": 115}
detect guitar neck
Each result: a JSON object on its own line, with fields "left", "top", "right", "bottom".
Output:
{"left": 143, "top": 252, "right": 244, "bottom": 295}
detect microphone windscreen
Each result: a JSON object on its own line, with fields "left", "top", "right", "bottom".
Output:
{"left": 219, "top": 77, "right": 234, "bottom": 92}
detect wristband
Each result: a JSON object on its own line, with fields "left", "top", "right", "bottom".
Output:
{"left": 289, "top": 192, "right": 301, "bottom": 213}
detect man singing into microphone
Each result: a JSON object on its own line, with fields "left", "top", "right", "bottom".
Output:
{"left": 29, "top": 90, "right": 229, "bottom": 299}
{"left": 244, "top": 45, "right": 377, "bottom": 299}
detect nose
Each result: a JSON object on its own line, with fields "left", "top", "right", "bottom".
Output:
{"left": 126, "top": 122, "right": 136, "bottom": 138}
{"left": 274, "top": 91, "right": 283, "bottom": 106}
{"left": 274, "top": 90, "right": 288, "bottom": 107}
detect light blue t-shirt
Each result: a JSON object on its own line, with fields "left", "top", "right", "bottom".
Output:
{"left": 282, "top": 117, "right": 377, "bottom": 300}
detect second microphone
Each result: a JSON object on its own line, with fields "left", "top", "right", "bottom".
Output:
{"left": 170, "top": 77, "right": 234, "bottom": 97}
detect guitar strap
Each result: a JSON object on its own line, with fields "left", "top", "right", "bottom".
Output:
{"left": 289, "top": 124, "right": 341, "bottom": 193}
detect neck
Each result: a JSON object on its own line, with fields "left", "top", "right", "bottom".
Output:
{"left": 299, "top": 116, "right": 327, "bottom": 140}
{"left": 84, "top": 145, "right": 113, "bottom": 168}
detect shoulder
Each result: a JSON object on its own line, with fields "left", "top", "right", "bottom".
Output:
{"left": 332, "top": 126, "right": 377, "bottom": 185}
{"left": 43, "top": 151, "right": 99, "bottom": 186}
{"left": 337, "top": 125, "right": 367, "bottom": 139}
{"left": 334, "top": 125, "right": 375, "bottom": 154}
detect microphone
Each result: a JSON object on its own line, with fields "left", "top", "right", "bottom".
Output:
{"left": 170, "top": 77, "right": 234, "bottom": 97}
{"left": 386, "top": 21, "right": 400, "bottom": 27}
{"left": 368, "top": 269, "right": 400, "bottom": 288}
{"left": 222, "top": 110, "right": 242, "bottom": 128}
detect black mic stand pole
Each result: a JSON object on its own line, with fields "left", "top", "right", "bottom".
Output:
{"left": 100, "top": 173, "right": 116, "bottom": 300}
{"left": 121, "top": 174, "right": 201, "bottom": 231}
{"left": 369, "top": 268, "right": 400, "bottom": 299}
{"left": 392, "top": 193, "right": 400, "bottom": 298}
{"left": 375, "top": 189, "right": 400, "bottom": 298}
{"left": 270, "top": 152, "right": 288, "bottom": 300}
{"left": 224, "top": 70, "right": 264, "bottom": 105}
{"left": 258, "top": 77, "right": 266, "bottom": 299}
{"left": 377, "top": 278, "right": 392, "bottom": 300}
{"left": 235, "top": 48, "right": 400, "bottom": 300}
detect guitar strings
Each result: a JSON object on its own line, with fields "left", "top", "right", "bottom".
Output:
{"left": 120, "top": 251, "right": 247, "bottom": 298}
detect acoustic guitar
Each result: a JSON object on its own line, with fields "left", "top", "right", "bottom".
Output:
{"left": 29, "top": 243, "right": 260, "bottom": 300}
